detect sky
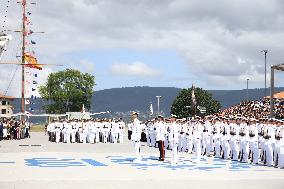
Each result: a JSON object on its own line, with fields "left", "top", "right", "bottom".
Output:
{"left": 0, "top": 0, "right": 284, "bottom": 97}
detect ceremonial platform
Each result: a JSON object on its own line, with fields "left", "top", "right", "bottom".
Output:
{"left": 0, "top": 132, "right": 283, "bottom": 189}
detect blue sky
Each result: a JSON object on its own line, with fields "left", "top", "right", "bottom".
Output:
{"left": 61, "top": 48, "right": 197, "bottom": 91}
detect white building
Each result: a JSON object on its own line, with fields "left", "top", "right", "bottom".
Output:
{"left": 0, "top": 94, "right": 14, "bottom": 118}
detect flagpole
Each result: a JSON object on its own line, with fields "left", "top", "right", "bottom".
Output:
{"left": 21, "top": 0, "right": 27, "bottom": 120}
{"left": 191, "top": 85, "right": 196, "bottom": 117}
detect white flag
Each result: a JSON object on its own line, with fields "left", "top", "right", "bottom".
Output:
{"left": 150, "top": 103, "right": 153, "bottom": 115}
{"left": 81, "top": 104, "right": 86, "bottom": 115}
{"left": 192, "top": 85, "right": 197, "bottom": 106}
{"left": 25, "top": 100, "right": 30, "bottom": 105}
{"left": 25, "top": 111, "right": 32, "bottom": 116}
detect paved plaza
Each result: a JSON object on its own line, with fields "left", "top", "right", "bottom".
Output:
{"left": 0, "top": 132, "right": 284, "bottom": 189}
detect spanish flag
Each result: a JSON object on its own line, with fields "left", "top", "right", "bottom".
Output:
{"left": 24, "top": 53, "right": 42, "bottom": 70}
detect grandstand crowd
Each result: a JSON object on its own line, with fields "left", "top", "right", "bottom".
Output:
{"left": 222, "top": 99, "right": 284, "bottom": 120}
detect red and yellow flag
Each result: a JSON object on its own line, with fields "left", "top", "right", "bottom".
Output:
{"left": 24, "top": 53, "right": 42, "bottom": 70}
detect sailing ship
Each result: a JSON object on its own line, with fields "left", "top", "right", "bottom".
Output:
{"left": 0, "top": 0, "right": 53, "bottom": 119}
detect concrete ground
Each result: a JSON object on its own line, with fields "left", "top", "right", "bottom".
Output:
{"left": 0, "top": 132, "right": 284, "bottom": 189}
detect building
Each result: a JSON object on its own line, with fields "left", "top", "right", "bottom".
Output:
{"left": 0, "top": 94, "right": 14, "bottom": 118}
{"left": 265, "top": 91, "right": 284, "bottom": 99}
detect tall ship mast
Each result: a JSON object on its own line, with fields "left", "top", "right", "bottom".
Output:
{"left": 0, "top": 0, "right": 57, "bottom": 120}
{"left": 21, "top": 0, "right": 27, "bottom": 117}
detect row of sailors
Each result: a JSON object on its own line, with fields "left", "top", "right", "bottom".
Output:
{"left": 46, "top": 119, "right": 126, "bottom": 144}
{"left": 137, "top": 116, "right": 284, "bottom": 168}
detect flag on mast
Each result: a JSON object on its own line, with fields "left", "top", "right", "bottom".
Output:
{"left": 24, "top": 53, "right": 42, "bottom": 70}
{"left": 81, "top": 104, "right": 86, "bottom": 115}
{"left": 25, "top": 99, "right": 30, "bottom": 105}
{"left": 150, "top": 103, "right": 153, "bottom": 115}
{"left": 191, "top": 84, "right": 197, "bottom": 107}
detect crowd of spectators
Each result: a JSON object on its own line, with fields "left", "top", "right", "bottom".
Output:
{"left": 222, "top": 98, "right": 284, "bottom": 120}
{"left": 0, "top": 118, "right": 30, "bottom": 141}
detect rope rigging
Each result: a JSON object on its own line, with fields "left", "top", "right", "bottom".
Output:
{"left": 1, "top": 0, "right": 11, "bottom": 34}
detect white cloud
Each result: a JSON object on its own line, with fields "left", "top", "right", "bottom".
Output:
{"left": 110, "top": 62, "right": 162, "bottom": 77}
{"left": 69, "top": 59, "right": 96, "bottom": 75}
{"left": 1, "top": 0, "right": 284, "bottom": 90}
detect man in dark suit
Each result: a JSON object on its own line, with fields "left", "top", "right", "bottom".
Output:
{"left": 0, "top": 119, "right": 3, "bottom": 141}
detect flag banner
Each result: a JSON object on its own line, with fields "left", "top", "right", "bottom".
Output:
{"left": 81, "top": 104, "right": 86, "bottom": 115}
{"left": 25, "top": 111, "right": 33, "bottom": 116}
{"left": 31, "top": 95, "right": 37, "bottom": 99}
{"left": 25, "top": 100, "right": 30, "bottom": 105}
{"left": 24, "top": 53, "right": 42, "bottom": 70}
{"left": 192, "top": 85, "right": 197, "bottom": 107}
{"left": 150, "top": 103, "right": 153, "bottom": 115}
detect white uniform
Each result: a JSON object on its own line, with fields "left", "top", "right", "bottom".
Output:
{"left": 168, "top": 121, "right": 180, "bottom": 165}
{"left": 94, "top": 122, "right": 101, "bottom": 143}
{"left": 71, "top": 122, "right": 78, "bottom": 143}
{"left": 88, "top": 123, "right": 96, "bottom": 144}
{"left": 186, "top": 123, "right": 194, "bottom": 154}
{"left": 78, "top": 122, "right": 86, "bottom": 143}
{"left": 193, "top": 122, "right": 202, "bottom": 162}
{"left": 54, "top": 122, "right": 62, "bottom": 143}
{"left": 212, "top": 122, "right": 222, "bottom": 158}
{"left": 222, "top": 123, "right": 231, "bottom": 160}
{"left": 239, "top": 123, "right": 249, "bottom": 162}
{"left": 202, "top": 121, "right": 212, "bottom": 156}
{"left": 102, "top": 122, "right": 110, "bottom": 143}
{"left": 263, "top": 125, "right": 275, "bottom": 166}
{"left": 249, "top": 123, "right": 259, "bottom": 164}
{"left": 131, "top": 118, "right": 142, "bottom": 162}
{"left": 111, "top": 122, "right": 120, "bottom": 143}
{"left": 118, "top": 121, "right": 125, "bottom": 143}
{"left": 64, "top": 122, "right": 72, "bottom": 143}
{"left": 229, "top": 123, "right": 239, "bottom": 161}
{"left": 275, "top": 126, "right": 284, "bottom": 168}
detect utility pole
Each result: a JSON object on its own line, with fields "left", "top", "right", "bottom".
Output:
{"left": 156, "top": 96, "right": 162, "bottom": 115}
{"left": 262, "top": 50, "right": 268, "bottom": 97}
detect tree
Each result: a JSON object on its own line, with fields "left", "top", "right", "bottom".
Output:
{"left": 39, "top": 69, "right": 96, "bottom": 114}
{"left": 171, "top": 87, "right": 221, "bottom": 118}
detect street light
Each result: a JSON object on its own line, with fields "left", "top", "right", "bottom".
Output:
{"left": 156, "top": 96, "right": 162, "bottom": 114}
{"left": 246, "top": 78, "right": 249, "bottom": 101}
{"left": 262, "top": 50, "right": 268, "bottom": 97}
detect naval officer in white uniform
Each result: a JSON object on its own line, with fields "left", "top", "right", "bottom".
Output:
{"left": 168, "top": 115, "right": 180, "bottom": 166}
{"left": 131, "top": 112, "right": 142, "bottom": 162}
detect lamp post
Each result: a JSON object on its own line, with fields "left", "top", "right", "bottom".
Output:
{"left": 156, "top": 96, "right": 162, "bottom": 114}
{"left": 262, "top": 50, "right": 268, "bottom": 97}
{"left": 246, "top": 78, "right": 249, "bottom": 101}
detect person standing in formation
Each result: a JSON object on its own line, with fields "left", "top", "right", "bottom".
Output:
{"left": 156, "top": 115, "right": 166, "bottom": 161}
{"left": 131, "top": 112, "right": 142, "bottom": 162}
{"left": 168, "top": 114, "right": 180, "bottom": 165}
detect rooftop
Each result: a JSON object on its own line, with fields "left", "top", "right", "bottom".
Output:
{"left": 0, "top": 93, "right": 15, "bottom": 100}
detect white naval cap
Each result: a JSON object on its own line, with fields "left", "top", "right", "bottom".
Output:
{"left": 171, "top": 114, "right": 178, "bottom": 118}
{"left": 132, "top": 111, "right": 139, "bottom": 115}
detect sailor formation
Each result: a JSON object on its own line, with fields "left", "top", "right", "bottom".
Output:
{"left": 46, "top": 118, "right": 125, "bottom": 144}
{"left": 129, "top": 112, "right": 284, "bottom": 168}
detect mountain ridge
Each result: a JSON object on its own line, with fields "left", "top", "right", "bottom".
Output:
{"left": 11, "top": 86, "right": 284, "bottom": 123}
